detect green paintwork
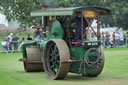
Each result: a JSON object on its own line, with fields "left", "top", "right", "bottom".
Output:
{"left": 40, "top": 39, "right": 47, "bottom": 51}
{"left": 40, "top": 20, "right": 64, "bottom": 50}
{"left": 47, "top": 20, "right": 64, "bottom": 39}
{"left": 22, "top": 42, "right": 37, "bottom": 58}
{"left": 83, "top": 40, "right": 101, "bottom": 49}
{"left": 31, "top": 7, "right": 111, "bottom": 16}
{"left": 83, "top": 40, "right": 101, "bottom": 43}
{"left": 69, "top": 40, "right": 101, "bottom": 74}
{"left": 70, "top": 47, "right": 85, "bottom": 73}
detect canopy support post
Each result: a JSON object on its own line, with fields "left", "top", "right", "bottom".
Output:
{"left": 97, "top": 12, "right": 100, "bottom": 40}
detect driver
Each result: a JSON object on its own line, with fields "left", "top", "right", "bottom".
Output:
{"left": 71, "top": 12, "right": 88, "bottom": 42}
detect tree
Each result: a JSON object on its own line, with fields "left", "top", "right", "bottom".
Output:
{"left": 57, "top": 0, "right": 104, "bottom": 7}
{"left": 0, "top": 0, "right": 42, "bottom": 30}
{"left": 0, "top": 0, "right": 128, "bottom": 30}
{"left": 103, "top": 0, "right": 128, "bottom": 30}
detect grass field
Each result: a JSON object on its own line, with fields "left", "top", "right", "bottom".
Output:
{"left": 0, "top": 48, "right": 128, "bottom": 85}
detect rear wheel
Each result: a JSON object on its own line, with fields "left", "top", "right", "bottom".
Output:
{"left": 83, "top": 45, "right": 104, "bottom": 77}
{"left": 43, "top": 39, "right": 70, "bottom": 80}
{"left": 24, "top": 47, "right": 44, "bottom": 72}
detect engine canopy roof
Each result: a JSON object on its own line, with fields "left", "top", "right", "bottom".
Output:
{"left": 31, "top": 6, "right": 111, "bottom": 17}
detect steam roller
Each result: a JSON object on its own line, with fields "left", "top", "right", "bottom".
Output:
{"left": 19, "top": 6, "right": 111, "bottom": 80}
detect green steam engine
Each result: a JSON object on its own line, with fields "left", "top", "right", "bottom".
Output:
{"left": 19, "top": 7, "right": 111, "bottom": 80}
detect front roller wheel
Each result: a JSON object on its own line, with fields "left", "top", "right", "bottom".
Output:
{"left": 24, "top": 47, "right": 44, "bottom": 72}
{"left": 24, "top": 62, "right": 43, "bottom": 72}
{"left": 85, "top": 45, "right": 104, "bottom": 77}
{"left": 43, "top": 39, "right": 70, "bottom": 80}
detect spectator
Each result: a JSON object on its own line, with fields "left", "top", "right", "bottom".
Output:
{"left": 87, "top": 29, "right": 92, "bottom": 40}
{"left": 105, "top": 32, "right": 111, "bottom": 48}
{"left": 19, "top": 38, "right": 25, "bottom": 51}
{"left": 114, "top": 30, "right": 120, "bottom": 47}
{"left": 1, "top": 40, "right": 8, "bottom": 52}
{"left": 27, "top": 34, "right": 32, "bottom": 41}
{"left": 112, "top": 31, "right": 115, "bottom": 40}
{"left": 126, "top": 30, "right": 128, "bottom": 35}
{"left": 20, "top": 38, "right": 25, "bottom": 43}
{"left": 101, "top": 32, "right": 105, "bottom": 47}
{"left": 7, "top": 33, "right": 13, "bottom": 52}
{"left": 123, "top": 31, "right": 127, "bottom": 45}
{"left": 126, "top": 30, "right": 128, "bottom": 46}
{"left": 112, "top": 31, "right": 116, "bottom": 47}
{"left": 12, "top": 34, "right": 19, "bottom": 51}
{"left": 89, "top": 32, "right": 97, "bottom": 40}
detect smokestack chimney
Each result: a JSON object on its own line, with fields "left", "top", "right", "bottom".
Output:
{"left": 41, "top": 6, "right": 48, "bottom": 9}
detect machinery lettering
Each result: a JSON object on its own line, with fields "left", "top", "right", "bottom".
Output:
{"left": 88, "top": 42, "right": 98, "bottom": 46}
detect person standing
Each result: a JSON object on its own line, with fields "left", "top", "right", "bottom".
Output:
{"left": 7, "top": 33, "right": 13, "bottom": 52}
{"left": 126, "top": 30, "right": 128, "bottom": 46}
{"left": 123, "top": 31, "right": 127, "bottom": 46}
{"left": 112, "top": 31, "right": 115, "bottom": 47}
{"left": 1, "top": 40, "right": 8, "bottom": 52}
{"left": 19, "top": 38, "right": 25, "bottom": 51}
{"left": 101, "top": 32, "right": 105, "bottom": 47}
{"left": 105, "top": 32, "right": 111, "bottom": 48}
{"left": 27, "top": 34, "right": 32, "bottom": 41}
{"left": 12, "top": 34, "right": 19, "bottom": 52}
{"left": 90, "top": 32, "right": 97, "bottom": 40}
{"left": 114, "top": 30, "right": 120, "bottom": 47}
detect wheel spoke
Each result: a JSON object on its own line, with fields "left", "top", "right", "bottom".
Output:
{"left": 53, "top": 45, "right": 57, "bottom": 53}
{"left": 48, "top": 44, "right": 60, "bottom": 75}
{"left": 56, "top": 60, "right": 60, "bottom": 64}
{"left": 50, "top": 64, "right": 54, "bottom": 69}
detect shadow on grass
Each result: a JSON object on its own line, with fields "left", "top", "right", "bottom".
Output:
{"left": 64, "top": 74, "right": 99, "bottom": 81}
{"left": 16, "top": 71, "right": 44, "bottom": 74}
